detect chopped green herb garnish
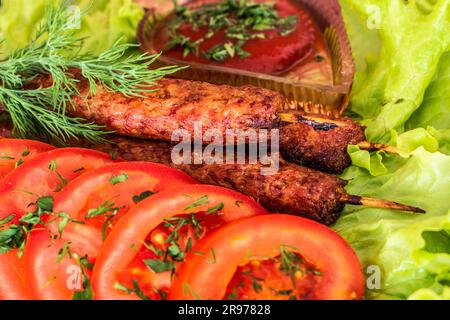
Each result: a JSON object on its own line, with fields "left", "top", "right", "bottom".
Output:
{"left": 132, "top": 190, "right": 154, "bottom": 204}
{"left": 109, "top": 151, "right": 118, "bottom": 160}
{"left": 115, "top": 280, "right": 151, "bottom": 300}
{"left": 72, "top": 255, "right": 94, "bottom": 300}
{"left": 167, "top": 0, "right": 298, "bottom": 62}
{"left": 235, "top": 200, "right": 244, "bottom": 207}
{"left": 48, "top": 160, "right": 58, "bottom": 171}
{"left": 184, "top": 195, "right": 209, "bottom": 211}
{"left": 182, "top": 282, "right": 202, "bottom": 300}
{"left": 1, "top": 195, "right": 55, "bottom": 255}
{"left": 54, "top": 171, "right": 68, "bottom": 192}
{"left": 21, "top": 147, "right": 30, "bottom": 157}
{"left": 279, "top": 245, "right": 303, "bottom": 287}
{"left": 15, "top": 158, "right": 24, "bottom": 168}
{"left": 209, "top": 247, "right": 217, "bottom": 264}
{"left": 57, "top": 240, "right": 72, "bottom": 263}
{"left": 109, "top": 174, "right": 128, "bottom": 185}
{"left": 206, "top": 202, "right": 224, "bottom": 215}
{"left": 85, "top": 200, "right": 122, "bottom": 219}
{"left": 167, "top": 241, "right": 185, "bottom": 261}
{"left": 144, "top": 259, "right": 175, "bottom": 273}
{"left": 252, "top": 279, "right": 263, "bottom": 293}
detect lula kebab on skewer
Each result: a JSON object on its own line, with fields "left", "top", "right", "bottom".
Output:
{"left": 28, "top": 73, "right": 397, "bottom": 174}
{"left": 0, "top": 120, "right": 425, "bottom": 225}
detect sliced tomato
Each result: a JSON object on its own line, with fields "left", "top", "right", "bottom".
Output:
{"left": 0, "top": 148, "right": 115, "bottom": 220}
{"left": 92, "top": 185, "right": 267, "bottom": 300}
{"left": 23, "top": 223, "right": 102, "bottom": 300}
{"left": 170, "top": 214, "right": 365, "bottom": 300}
{"left": 0, "top": 250, "right": 30, "bottom": 300}
{"left": 23, "top": 162, "right": 196, "bottom": 300}
{"left": 52, "top": 162, "right": 197, "bottom": 233}
{"left": 0, "top": 139, "right": 55, "bottom": 179}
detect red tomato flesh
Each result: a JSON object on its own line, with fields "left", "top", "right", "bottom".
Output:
{"left": 0, "top": 148, "right": 115, "bottom": 220}
{"left": 170, "top": 214, "right": 365, "bottom": 300}
{"left": 52, "top": 162, "right": 197, "bottom": 233}
{"left": 23, "top": 224, "right": 102, "bottom": 300}
{"left": 92, "top": 185, "right": 267, "bottom": 300}
{"left": 0, "top": 139, "right": 55, "bottom": 179}
{"left": 0, "top": 250, "right": 30, "bottom": 300}
{"left": 24, "top": 162, "right": 196, "bottom": 300}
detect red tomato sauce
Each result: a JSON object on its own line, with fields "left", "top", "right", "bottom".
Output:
{"left": 153, "top": 0, "right": 316, "bottom": 75}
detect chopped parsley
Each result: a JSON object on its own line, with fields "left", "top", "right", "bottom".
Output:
{"left": 57, "top": 240, "right": 72, "bottom": 262}
{"left": 183, "top": 195, "right": 209, "bottom": 211}
{"left": 21, "top": 147, "right": 30, "bottom": 157}
{"left": 115, "top": 280, "right": 151, "bottom": 300}
{"left": 85, "top": 200, "right": 121, "bottom": 219}
{"left": 132, "top": 190, "right": 154, "bottom": 204}
{"left": 144, "top": 259, "right": 175, "bottom": 273}
{"left": 109, "top": 173, "right": 128, "bottom": 185}
{"left": 279, "top": 245, "right": 304, "bottom": 287}
{"left": 206, "top": 202, "right": 224, "bottom": 215}
{"left": 166, "top": 0, "right": 298, "bottom": 62}
{"left": 15, "top": 158, "right": 24, "bottom": 168}
{"left": 0, "top": 195, "right": 55, "bottom": 255}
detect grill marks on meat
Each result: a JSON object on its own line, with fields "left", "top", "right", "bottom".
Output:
{"left": 30, "top": 73, "right": 365, "bottom": 173}
{"left": 65, "top": 74, "right": 283, "bottom": 141}
{"left": 0, "top": 120, "right": 347, "bottom": 224}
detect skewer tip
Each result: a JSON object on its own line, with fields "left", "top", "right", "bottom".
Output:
{"left": 343, "top": 195, "right": 425, "bottom": 214}
{"left": 357, "top": 141, "right": 398, "bottom": 154}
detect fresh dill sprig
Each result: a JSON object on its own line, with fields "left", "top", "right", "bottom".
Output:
{"left": 0, "top": 1, "right": 184, "bottom": 144}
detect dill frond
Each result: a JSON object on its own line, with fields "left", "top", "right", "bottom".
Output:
{"left": 0, "top": 1, "right": 184, "bottom": 144}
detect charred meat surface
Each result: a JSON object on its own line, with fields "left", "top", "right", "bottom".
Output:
{"left": 280, "top": 114, "right": 366, "bottom": 174}
{"left": 30, "top": 74, "right": 365, "bottom": 173}
{"left": 0, "top": 120, "right": 345, "bottom": 225}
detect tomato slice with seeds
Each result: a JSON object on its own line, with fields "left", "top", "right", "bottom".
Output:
{"left": 23, "top": 162, "right": 196, "bottom": 300}
{"left": 91, "top": 185, "right": 267, "bottom": 300}
{"left": 23, "top": 223, "right": 102, "bottom": 300}
{"left": 52, "top": 162, "right": 197, "bottom": 234}
{"left": 0, "top": 139, "right": 55, "bottom": 180}
{"left": 0, "top": 250, "right": 30, "bottom": 300}
{"left": 0, "top": 148, "right": 115, "bottom": 220}
{"left": 170, "top": 214, "right": 364, "bottom": 300}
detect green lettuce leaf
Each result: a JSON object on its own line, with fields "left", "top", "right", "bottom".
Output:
{"left": 335, "top": 145, "right": 450, "bottom": 300}
{"left": 340, "top": 0, "right": 450, "bottom": 142}
{"left": 406, "top": 51, "right": 450, "bottom": 131}
{"left": 0, "top": 0, "right": 143, "bottom": 58}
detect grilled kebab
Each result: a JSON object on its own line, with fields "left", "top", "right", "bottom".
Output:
{"left": 0, "top": 121, "right": 425, "bottom": 225}
{"left": 33, "top": 73, "right": 379, "bottom": 174}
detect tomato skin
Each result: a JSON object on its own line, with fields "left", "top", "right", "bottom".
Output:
{"left": 23, "top": 162, "right": 196, "bottom": 300}
{"left": 169, "top": 214, "right": 365, "bottom": 300}
{"left": 0, "top": 148, "right": 115, "bottom": 220}
{"left": 23, "top": 224, "right": 103, "bottom": 300}
{"left": 53, "top": 162, "right": 197, "bottom": 223}
{"left": 0, "top": 250, "right": 30, "bottom": 300}
{"left": 91, "top": 184, "right": 267, "bottom": 300}
{"left": 0, "top": 139, "right": 55, "bottom": 179}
